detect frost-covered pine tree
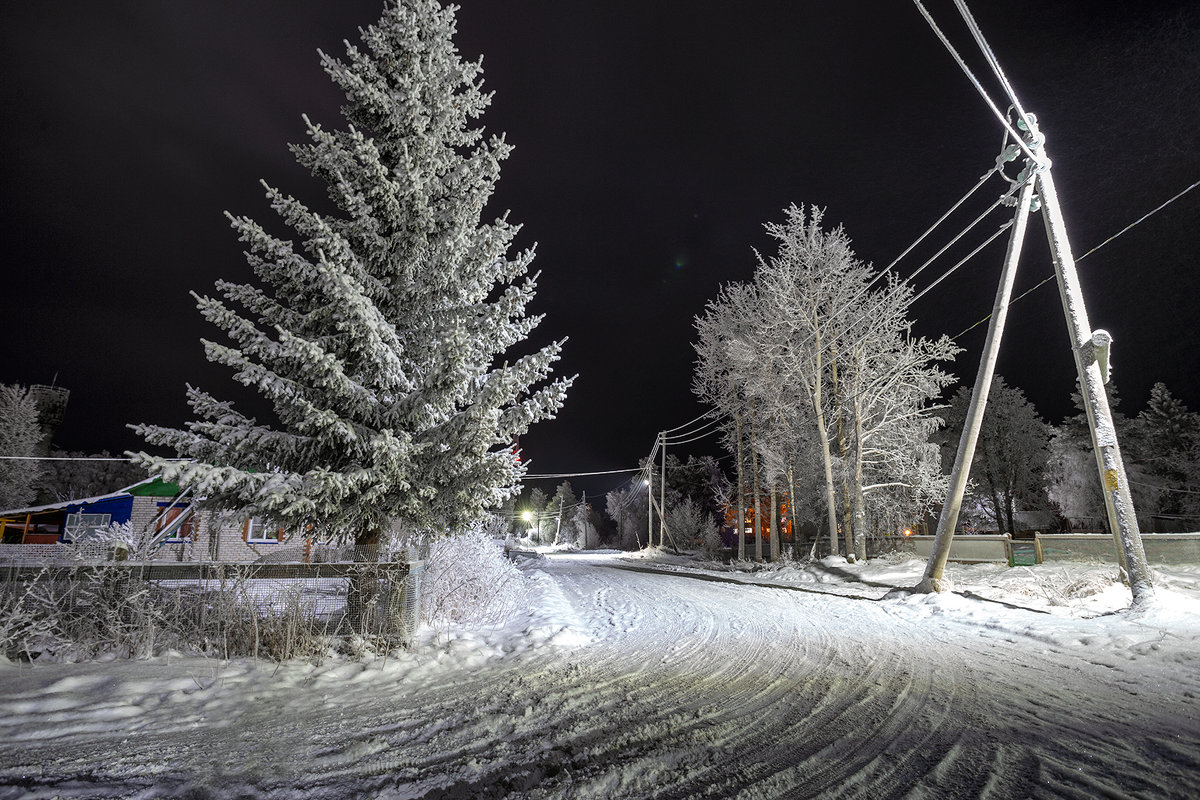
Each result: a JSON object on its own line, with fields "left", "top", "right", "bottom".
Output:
{"left": 0, "top": 384, "right": 44, "bottom": 509}
{"left": 131, "top": 1, "right": 571, "bottom": 553}
{"left": 941, "top": 376, "right": 1051, "bottom": 536}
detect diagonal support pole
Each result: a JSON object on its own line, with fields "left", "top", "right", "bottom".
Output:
{"left": 919, "top": 176, "right": 1037, "bottom": 592}
{"left": 1038, "top": 165, "right": 1154, "bottom": 605}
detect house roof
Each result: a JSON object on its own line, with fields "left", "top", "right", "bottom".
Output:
{"left": 0, "top": 487, "right": 134, "bottom": 519}
{"left": 125, "top": 477, "right": 181, "bottom": 497}
{"left": 0, "top": 476, "right": 182, "bottom": 519}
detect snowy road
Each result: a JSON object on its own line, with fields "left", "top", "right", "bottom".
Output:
{"left": 2, "top": 552, "right": 1200, "bottom": 798}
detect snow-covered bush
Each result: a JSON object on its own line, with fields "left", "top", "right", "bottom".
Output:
{"left": 0, "top": 563, "right": 340, "bottom": 663}
{"left": 411, "top": 522, "right": 529, "bottom": 633}
{"left": 66, "top": 521, "right": 147, "bottom": 561}
{"left": 667, "top": 497, "right": 716, "bottom": 552}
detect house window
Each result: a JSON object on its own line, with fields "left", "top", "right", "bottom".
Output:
{"left": 63, "top": 513, "right": 111, "bottom": 542}
{"left": 243, "top": 518, "right": 285, "bottom": 544}
{"left": 155, "top": 504, "right": 197, "bottom": 542}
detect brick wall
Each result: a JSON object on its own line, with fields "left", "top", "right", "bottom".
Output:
{"left": 132, "top": 496, "right": 291, "bottom": 563}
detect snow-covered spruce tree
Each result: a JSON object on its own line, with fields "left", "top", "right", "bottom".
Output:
{"left": 131, "top": 1, "right": 571, "bottom": 553}
{"left": 1134, "top": 383, "right": 1200, "bottom": 523}
{"left": 0, "top": 384, "right": 44, "bottom": 509}
{"left": 939, "top": 376, "right": 1050, "bottom": 536}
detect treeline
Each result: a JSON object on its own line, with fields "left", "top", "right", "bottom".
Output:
{"left": 949, "top": 377, "right": 1200, "bottom": 536}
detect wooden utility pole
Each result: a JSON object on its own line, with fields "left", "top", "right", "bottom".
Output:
{"left": 921, "top": 116, "right": 1153, "bottom": 604}
{"left": 919, "top": 174, "right": 1036, "bottom": 593}
{"left": 660, "top": 431, "right": 667, "bottom": 548}
{"left": 1037, "top": 157, "right": 1153, "bottom": 602}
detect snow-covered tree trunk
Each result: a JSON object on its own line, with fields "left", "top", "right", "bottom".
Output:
{"left": 787, "top": 466, "right": 798, "bottom": 560}
{"left": 811, "top": 375, "right": 839, "bottom": 558}
{"left": 736, "top": 409, "right": 746, "bottom": 562}
{"left": 769, "top": 482, "right": 780, "bottom": 561}
{"left": 852, "top": 393, "right": 868, "bottom": 563}
{"left": 832, "top": 358, "right": 855, "bottom": 562}
{"left": 751, "top": 403, "right": 762, "bottom": 563}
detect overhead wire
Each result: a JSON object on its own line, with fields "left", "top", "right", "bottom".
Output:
{"left": 662, "top": 408, "right": 723, "bottom": 436}
{"left": 951, "top": 0, "right": 1033, "bottom": 130}
{"left": 912, "top": 0, "right": 1039, "bottom": 165}
{"left": 523, "top": 467, "right": 642, "bottom": 479}
{"left": 953, "top": 177, "right": 1200, "bottom": 338}
{"left": 809, "top": 175, "right": 1029, "bottom": 372}
{"left": 881, "top": 167, "right": 1000, "bottom": 277}
{"left": 667, "top": 172, "right": 1024, "bottom": 465}
{"left": 644, "top": 1, "right": 1053, "bottom": 477}
{"left": 908, "top": 219, "right": 1014, "bottom": 306}
{"left": 661, "top": 414, "right": 723, "bottom": 442}
{"left": 661, "top": 428, "right": 722, "bottom": 447}
{"left": 1127, "top": 478, "right": 1200, "bottom": 496}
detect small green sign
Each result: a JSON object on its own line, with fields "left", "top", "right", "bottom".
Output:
{"left": 1010, "top": 540, "right": 1038, "bottom": 567}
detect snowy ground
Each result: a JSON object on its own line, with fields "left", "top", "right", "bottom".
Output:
{"left": 2, "top": 551, "right": 1199, "bottom": 799}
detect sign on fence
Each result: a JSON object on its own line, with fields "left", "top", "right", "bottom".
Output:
{"left": 1009, "top": 540, "right": 1040, "bottom": 567}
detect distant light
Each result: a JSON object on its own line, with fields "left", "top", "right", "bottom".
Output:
{"left": 903, "top": 528, "right": 914, "bottom": 537}
{"left": 521, "top": 510, "right": 533, "bottom": 522}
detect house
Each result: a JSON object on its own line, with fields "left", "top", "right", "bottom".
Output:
{"left": 0, "top": 477, "right": 298, "bottom": 563}
{"left": 0, "top": 488, "right": 134, "bottom": 545}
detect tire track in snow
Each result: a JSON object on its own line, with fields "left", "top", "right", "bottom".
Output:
{"left": 2, "top": 553, "right": 1199, "bottom": 799}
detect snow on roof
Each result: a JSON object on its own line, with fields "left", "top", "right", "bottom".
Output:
{"left": 0, "top": 487, "right": 135, "bottom": 519}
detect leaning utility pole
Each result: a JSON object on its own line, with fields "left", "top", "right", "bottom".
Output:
{"left": 647, "top": 436, "right": 656, "bottom": 550}
{"left": 1038, "top": 160, "right": 1153, "bottom": 602}
{"left": 920, "top": 116, "right": 1153, "bottom": 604}
{"left": 919, "top": 161, "right": 1036, "bottom": 593}
{"left": 661, "top": 431, "right": 668, "bottom": 547}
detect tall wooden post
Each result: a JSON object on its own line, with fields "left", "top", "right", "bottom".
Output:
{"left": 1037, "top": 161, "right": 1153, "bottom": 603}
{"left": 920, "top": 173, "right": 1037, "bottom": 592}
{"left": 660, "top": 433, "right": 667, "bottom": 547}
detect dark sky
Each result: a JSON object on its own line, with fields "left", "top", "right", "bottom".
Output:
{"left": 2, "top": 1, "right": 1198, "bottom": 499}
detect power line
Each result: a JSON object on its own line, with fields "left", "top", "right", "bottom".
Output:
{"left": 661, "top": 427, "right": 721, "bottom": 447}
{"left": 882, "top": 168, "right": 999, "bottom": 278}
{"left": 662, "top": 408, "right": 721, "bottom": 436}
{"left": 912, "top": 0, "right": 1040, "bottom": 165}
{"left": 909, "top": 219, "right": 1014, "bottom": 306}
{"left": 523, "top": 467, "right": 642, "bottom": 480}
{"left": 951, "top": 0, "right": 1034, "bottom": 131}
{"left": 662, "top": 414, "right": 723, "bottom": 442}
{"left": 0, "top": 455, "right": 136, "bottom": 461}
{"left": 953, "top": 177, "right": 1200, "bottom": 338}
{"left": 1127, "top": 478, "right": 1200, "bottom": 496}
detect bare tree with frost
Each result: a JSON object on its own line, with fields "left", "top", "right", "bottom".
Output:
{"left": 696, "top": 206, "right": 956, "bottom": 560}
{"left": 694, "top": 281, "right": 764, "bottom": 560}
{"left": 131, "top": 1, "right": 572, "bottom": 554}
{"left": 752, "top": 205, "right": 876, "bottom": 555}
{"left": 830, "top": 280, "right": 957, "bottom": 560}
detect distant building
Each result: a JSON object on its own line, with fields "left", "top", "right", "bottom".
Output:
{"left": 0, "top": 477, "right": 298, "bottom": 563}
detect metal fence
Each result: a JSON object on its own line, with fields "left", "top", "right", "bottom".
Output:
{"left": 0, "top": 542, "right": 111, "bottom": 565}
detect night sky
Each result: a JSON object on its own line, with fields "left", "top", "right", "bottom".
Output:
{"left": 2, "top": 1, "right": 1197, "bottom": 500}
